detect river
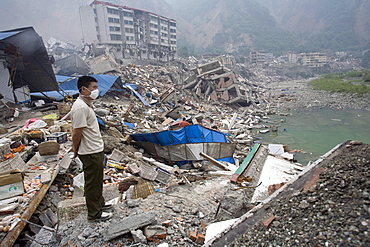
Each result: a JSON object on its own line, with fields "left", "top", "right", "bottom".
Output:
{"left": 257, "top": 107, "right": 370, "bottom": 165}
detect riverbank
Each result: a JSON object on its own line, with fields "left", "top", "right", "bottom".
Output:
{"left": 265, "top": 79, "right": 370, "bottom": 112}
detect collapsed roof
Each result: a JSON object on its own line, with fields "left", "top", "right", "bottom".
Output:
{"left": 0, "top": 27, "right": 58, "bottom": 93}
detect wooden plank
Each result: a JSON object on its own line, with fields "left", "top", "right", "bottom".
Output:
{"left": 230, "top": 144, "right": 260, "bottom": 182}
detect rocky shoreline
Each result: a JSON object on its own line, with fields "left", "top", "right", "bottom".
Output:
{"left": 265, "top": 79, "right": 370, "bottom": 112}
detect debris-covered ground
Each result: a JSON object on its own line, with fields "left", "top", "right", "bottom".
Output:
{"left": 228, "top": 141, "right": 370, "bottom": 247}
{"left": 0, "top": 54, "right": 369, "bottom": 246}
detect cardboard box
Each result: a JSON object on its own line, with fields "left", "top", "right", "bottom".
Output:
{"left": 0, "top": 153, "right": 27, "bottom": 173}
{"left": 46, "top": 132, "right": 67, "bottom": 144}
{"left": 0, "top": 171, "right": 25, "bottom": 200}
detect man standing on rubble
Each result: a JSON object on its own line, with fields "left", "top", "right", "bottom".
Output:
{"left": 70, "top": 75, "right": 113, "bottom": 222}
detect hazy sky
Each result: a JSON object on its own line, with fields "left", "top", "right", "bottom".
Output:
{"left": 0, "top": 0, "right": 175, "bottom": 46}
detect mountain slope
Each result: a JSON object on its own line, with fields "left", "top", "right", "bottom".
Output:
{"left": 169, "top": 0, "right": 370, "bottom": 55}
{"left": 256, "top": 0, "right": 370, "bottom": 48}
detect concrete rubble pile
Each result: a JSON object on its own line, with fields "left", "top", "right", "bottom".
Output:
{"left": 46, "top": 37, "right": 90, "bottom": 76}
{"left": 182, "top": 60, "right": 252, "bottom": 106}
{"left": 0, "top": 55, "right": 307, "bottom": 246}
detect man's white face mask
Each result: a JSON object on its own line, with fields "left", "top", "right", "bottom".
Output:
{"left": 85, "top": 87, "right": 99, "bottom": 99}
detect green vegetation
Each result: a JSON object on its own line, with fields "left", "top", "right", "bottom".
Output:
{"left": 310, "top": 70, "right": 370, "bottom": 96}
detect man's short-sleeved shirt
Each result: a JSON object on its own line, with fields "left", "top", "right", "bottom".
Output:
{"left": 70, "top": 97, "right": 104, "bottom": 155}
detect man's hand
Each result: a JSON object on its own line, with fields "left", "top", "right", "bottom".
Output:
{"left": 71, "top": 128, "right": 83, "bottom": 159}
{"left": 68, "top": 147, "right": 78, "bottom": 159}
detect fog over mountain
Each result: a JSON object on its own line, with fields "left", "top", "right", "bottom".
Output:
{"left": 1, "top": 0, "right": 369, "bottom": 55}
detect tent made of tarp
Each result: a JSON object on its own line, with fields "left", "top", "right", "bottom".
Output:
{"left": 131, "top": 125, "right": 236, "bottom": 164}
{"left": 58, "top": 74, "right": 123, "bottom": 95}
{"left": 0, "top": 27, "right": 58, "bottom": 94}
{"left": 30, "top": 74, "right": 123, "bottom": 101}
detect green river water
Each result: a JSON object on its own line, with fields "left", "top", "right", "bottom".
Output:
{"left": 256, "top": 107, "right": 370, "bottom": 165}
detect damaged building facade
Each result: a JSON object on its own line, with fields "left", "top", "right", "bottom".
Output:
{"left": 80, "top": 0, "right": 177, "bottom": 61}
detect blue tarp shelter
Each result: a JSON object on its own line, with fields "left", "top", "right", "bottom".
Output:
{"left": 30, "top": 74, "right": 123, "bottom": 101}
{"left": 131, "top": 125, "right": 236, "bottom": 164}
{"left": 132, "top": 125, "right": 228, "bottom": 145}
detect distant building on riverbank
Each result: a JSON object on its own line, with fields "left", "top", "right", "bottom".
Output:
{"left": 300, "top": 52, "right": 327, "bottom": 67}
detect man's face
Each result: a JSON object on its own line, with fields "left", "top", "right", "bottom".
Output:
{"left": 81, "top": 81, "right": 98, "bottom": 96}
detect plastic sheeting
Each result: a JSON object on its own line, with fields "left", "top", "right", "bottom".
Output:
{"left": 131, "top": 125, "right": 236, "bottom": 163}
{"left": 132, "top": 125, "right": 228, "bottom": 145}
{"left": 30, "top": 74, "right": 123, "bottom": 101}
{"left": 58, "top": 74, "right": 123, "bottom": 96}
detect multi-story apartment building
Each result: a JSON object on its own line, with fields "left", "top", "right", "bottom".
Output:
{"left": 79, "top": 0, "right": 177, "bottom": 61}
{"left": 250, "top": 50, "right": 266, "bottom": 64}
{"left": 300, "top": 52, "right": 327, "bottom": 67}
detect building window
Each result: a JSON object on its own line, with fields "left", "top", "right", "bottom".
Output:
{"left": 161, "top": 39, "right": 168, "bottom": 43}
{"left": 109, "top": 26, "right": 120, "bottom": 31}
{"left": 125, "top": 28, "right": 134, "bottom": 33}
{"left": 150, "top": 30, "right": 158, "bottom": 35}
{"left": 96, "top": 26, "right": 99, "bottom": 32}
{"left": 171, "top": 41, "right": 176, "bottom": 44}
{"left": 161, "top": 33, "right": 168, "bottom": 37}
{"left": 170, "top": 22, "right": 176, "bottom": 27}
{"left": 110, "top": 34, "right": 122, "bottom": 40}
{"left": 170, "top": 28, "right": 176, "bottom": 33}
{"left": 160, "top": 19, "right": 168, "bottom": 25}
{"left": 150, "top": 23, "right": 158, "bottom": 29}
{"left": 160, "top": 26, "right": 167, "bottom": 31}
{"left": 126, "top": 36, "right": 135, "bottom": 41}
{"left": 93, "top": 9, "right": 97, "bottom": 14}
{"left": 108, "top": 17, "right": 120, "bottom": 23}
{"left": 107, "top": 8, "right": 119, "bottom": 15}
{"left": 151, "top": 16, "right": 158, "bottom": 21}
{"left": 123, "top": 11, "right": 133, "bottom": 17}
{"left": 124, "top": 20, "right": 134, "bottom": 25}
{"left": 170, "top": 35, "right": 176, "bottom": 39}
{"left": 150, "top": 37, "right": 158, "bottom": 41}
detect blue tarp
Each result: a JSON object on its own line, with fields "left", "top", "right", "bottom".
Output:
{"left": 123, "top": 84, "right": 149, "bottom": 106}
{"left": 131, "top": 125, "right": 235, "bottom": 164}
{"left": 30, "top": 74, "right": 121, "bottom": 101}
{"left": 55, "top": 75, "right": 74, "bottom": 83}
{"left": 124, "top": 83, "right": 136, "bottom": 90}
{"left": 29, "top": 90, "right": 79, "bottom": 101}
{"left": 131, "top": 125, "right": 228, "bottom": 146}
{"left": 58, "top": 74, "right": 120, "bottom": 96}
{"left": 0, "top": 31, "right": 22, "bottom": 40}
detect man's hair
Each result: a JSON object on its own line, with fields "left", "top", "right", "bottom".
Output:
{"left": 77, "top": 76, "right": 98, "bottom": 92}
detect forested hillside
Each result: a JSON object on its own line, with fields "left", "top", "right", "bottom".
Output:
{"left": 169, "top": 0, "right": 370, "bottom": 56}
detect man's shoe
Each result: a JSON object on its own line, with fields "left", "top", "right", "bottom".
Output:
{"left": 88, "top": 212, "right": 112, "bottom": 222}
{"left": 102, "top": 204, "right": 113, "bottom": 210}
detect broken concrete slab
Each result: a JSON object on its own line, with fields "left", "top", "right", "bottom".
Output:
{"left": 57, "top": 197, "right": 86, "bottom": 224}
{"left": 130, "top": 229, "right": 147, "bottom": 243}
{"left": 143, "top": 225, "right": 167, "bottom": 241}
{"left": 104, "top": 211, "right": 157, "bottom": 241}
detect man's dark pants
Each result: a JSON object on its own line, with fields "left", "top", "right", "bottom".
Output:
{"left": 79, "top": 151, "right": 105, "bottom": 220}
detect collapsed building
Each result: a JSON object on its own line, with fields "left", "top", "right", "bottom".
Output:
{"left": 183, "top": 60, "right": 252, "bottom": 107}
